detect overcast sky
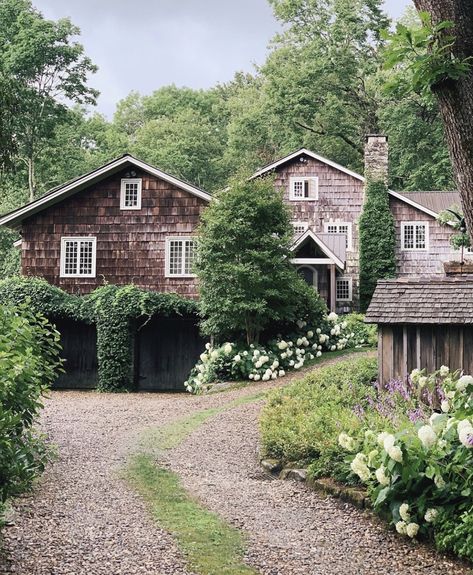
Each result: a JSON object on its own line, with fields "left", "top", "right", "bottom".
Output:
{"left": 33, "top": 0, "right": 411, "bottom": 118}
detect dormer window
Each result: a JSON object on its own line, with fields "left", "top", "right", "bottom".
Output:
{"left": 289, "top": 176, "right": 318, "bottom": 201}
{"left": 120, "top": 178, "right": 142, "bottom": 210}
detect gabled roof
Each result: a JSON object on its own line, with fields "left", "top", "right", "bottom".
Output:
{"left": 290, "top": 228, "right": 345, "bottom": 269}
{"left": 251, "top": 148, "right": 457, "bottom": 220}
{"left": 0, "top": 154, "right": 212, "bottom": 230}
{"left": 251, "top": 148, "right": 365, "bottom": 183}
{"left": 365, "top": 277, "right": 473, "bottom": 325}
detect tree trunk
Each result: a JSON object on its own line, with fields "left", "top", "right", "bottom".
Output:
{"left": 413, "top": 0, "right": 473, "bottom": 242}
{"left": 27, "top": 156, "right": 36, "bottom": 202}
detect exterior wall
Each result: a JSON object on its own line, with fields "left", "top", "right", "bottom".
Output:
{"left": 389, "top": 196, "right": 455, "bottom": 277}
{"left": 378, "top": 324, "right": 473, "bottom": 385}
{"left": 274, "top": 156, "right": 365, "bottom": 311}
{"left": 21, "top": 168, "right": 208, "bottom": 297}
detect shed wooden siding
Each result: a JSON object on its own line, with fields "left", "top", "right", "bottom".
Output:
{"left": 274, "top": 156, "right": 364, "bottom": 308}
{"left": 20, "top": 168, "right": 207, "bottom": 296}
{"left": 378, "top": 324, "right": 473, "bottom": 385}
{"left": 389, "top": 196, "right": 455, "bottom": 277}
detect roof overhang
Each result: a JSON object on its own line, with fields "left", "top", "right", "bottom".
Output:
{"left": 0, "top": 155, "right": 212, "bottom": 230}
{"left": 290, "top": 229, "right": 345, "bottom": 270}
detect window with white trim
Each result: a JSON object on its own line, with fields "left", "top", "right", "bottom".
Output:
{"left": 401, "top": 222, "right": 429, "bottom": 251}
{"left": 289, "top": 176, "right": 318, "bottom": 200}
{"left": 120, "top": 178, "right": 142, "bottom": 209}
{"left": 324, "top": 222, "right": 353, "bottom": 250}
{"left": 292, "top": 221, "right": 308, "bottom": 237}
{"left": 165, "top": 238, "right": 197, "bottom": 277}
{"left": 336, "top": 277, "right": 352, "bottom": 301}
{"left": 60, "top": 237, "right": 97, "bottom": 278}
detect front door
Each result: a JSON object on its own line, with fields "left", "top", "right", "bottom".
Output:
{"left": 297, "top": 265, "right": 318, "bottom": 290}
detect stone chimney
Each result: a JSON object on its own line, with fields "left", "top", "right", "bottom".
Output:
{"left": 364, "top": 134, "right": 388, "bottom": 183}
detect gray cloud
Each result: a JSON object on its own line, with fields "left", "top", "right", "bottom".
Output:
{"left": 33, "top": 0, "right": 410, "bottom": 118}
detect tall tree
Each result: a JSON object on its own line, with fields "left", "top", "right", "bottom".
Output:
{"left": 0, "top": 0, "right": 98, "bottom": 200}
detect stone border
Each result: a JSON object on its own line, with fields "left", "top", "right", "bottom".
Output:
{"left": 260, "top": 459, "right": 371, "bottom": 509}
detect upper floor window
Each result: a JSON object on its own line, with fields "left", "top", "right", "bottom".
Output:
{"left": 289, "top": 176, "right": 318, "bottom": 201}
{"left": 292, "top": 221, "right": 308, "bottom": 237}
{"left": 401, "top": 222, "right": 429, "bottom": 251}
{"left": 336, "top": 277, "right": 352, "bottom": 302}
{"left": 165, "top": 237, "right": 197, "bottom": 277}
{"left": 120, "top": 178, "right": 142, "bottom": 210}
{"left": 324, "top": 222, "right": 353, "bottom": 250}
{"left": 60, "top": 237, "right": 96, "bottom": 278}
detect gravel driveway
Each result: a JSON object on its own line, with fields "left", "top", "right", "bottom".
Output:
{"left": 1, "top": 353, "right": 471, "bottom": 575}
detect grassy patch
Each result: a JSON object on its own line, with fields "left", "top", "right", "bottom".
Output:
{"left": 127, "top": 455, "right": 256, "bottom": 575}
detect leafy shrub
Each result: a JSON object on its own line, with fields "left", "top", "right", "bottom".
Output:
{"left": 185, "top": 312, "right": 374, "bottom": 393}
{"left": 259, "top": 356, "right": 378, "bottom": 479}
{"left": 340, "top": 367, "right": 473, "bottom": 562}
{"left": 0, "top": 303, "right": 63, "bottom": 521}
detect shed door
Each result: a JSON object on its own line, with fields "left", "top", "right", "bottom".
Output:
{"left": 136, "top": 316, "right": 204, "bottom": 392}
{"left": 53, "top": 319, "right": 98, "bottom": 389}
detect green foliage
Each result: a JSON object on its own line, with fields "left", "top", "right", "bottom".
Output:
{"left": 260, "top": 356, "right": 378, "bottom": 478}
{"left": 196, "top": 176, "right": 326, "bottom": 344}
{"left": 437, "top": 205, "right": 471, "bottom": 251}
{"left": 341, "top": 367, "right": 473, "bottom": 560}
{"left": 0, "top": 278, "right": 198, "bottom": 392}
{"left": 383, "top": 12, "right": 473, "bottom": 96}
{"left": 0, "top": 303, "right": 63, "bottom": 520}
{"left": 359, "top": 179, "right": 396, "bottom": 312}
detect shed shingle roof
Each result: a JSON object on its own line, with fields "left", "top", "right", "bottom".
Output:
{"left": 365, "top": 277, "right": 473, "bottom": 325}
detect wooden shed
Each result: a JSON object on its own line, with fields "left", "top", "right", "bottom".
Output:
{"left": 365, "top": 278, "right": 473, "bottom": 385}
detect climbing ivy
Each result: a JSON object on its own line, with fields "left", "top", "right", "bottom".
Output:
{"left": 0, "top": 277, "right": 199, "bottom": 392}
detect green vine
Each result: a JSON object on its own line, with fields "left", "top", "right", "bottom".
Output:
{"left": 0, "top": 277, "right": 199, "bottom": 392}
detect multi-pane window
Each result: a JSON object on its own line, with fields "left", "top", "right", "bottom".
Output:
{"left": 60, "top": 237, "right": 96, "bottom": 277}
{"left": 166, "top": 238, "right": 196, "bottom": 277}
{"left": 324, "top": 222, "right": 352, "bottom": 250}
{"left": 120, "top": 178, "right": 142, "bottom": 209}
{"left": 401, "top": 222, "right": 429, "bottom": 251}
{"left": 292, "top": 222, "right": 308, "bottom": 237}
{"left": 336, "top": 277, "right": 352, "bottom": 301}
{"left": 289, "top": 177, "right": 318, "bottom": 200}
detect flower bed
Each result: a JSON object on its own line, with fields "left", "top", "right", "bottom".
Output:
{"left": 185, "top": 312, "right": 376, "bottom": 393}
{"left": 340, "top": 367, "right": 473, "bottom": 562}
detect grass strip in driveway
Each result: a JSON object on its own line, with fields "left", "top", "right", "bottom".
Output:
{"left": 126, "top": 393, "right": 264, "bottom": 575}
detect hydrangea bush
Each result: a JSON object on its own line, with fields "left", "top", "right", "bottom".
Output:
{"left": 185, "top": 313, "right": 374, "bottom": 393}
{"left": 340, "top": 367, "right": 473, "bottom": 562}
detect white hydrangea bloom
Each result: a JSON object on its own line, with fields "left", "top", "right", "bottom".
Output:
{"left": 210, "top": 350, "right": 219, "bottom": 360}
{"left": 278, "top": 370, "right": 285, "bottom": 377}
{"left": 377, "top": 431, "right": 390, "bottom": 447}
{"left": 410, "top": 368, "right": 421, "bottom": 383}
{"left": 224, "top": 343, "right": 233, "bottom": 355}
{"left": 383, "top": 434, "right": 396, "bottom": 451}
{"left": 424, "top": 508, "right": 438, "bottom": 523}
{"left": 200, "top": 353, "right": 208, "bottom": 362}
{"left": 316, "top": 351, "right": 322, "bottom": 357}
{"left": 418, "top": 425, "right": 437, "bottom": 449}
{"left": 233, "top": 354, "right": 241, "bottom": 363}
{"left": 249, "top": 373, "right": 254, "bottom": 380}
{"left": 441, "top": 399, "right": 450, "bottom": 413}
{"left": 307, "top": 330, "right": 314, "bottom": 338}
{"left": 388, "top": 445, "right": 403, "bottom": 463}
{"left": 395, "top": 521, "right": 407, "bottom": 535}
{"left": 406, "top": 523, "right": 419, "bottom": 538}
{"left": 457, "top": 374, "right": 473, "bottom": 392}
{"left": 338, "top": 432, "right": 355, "bottom": 451}
{"left": 205, "top": 342, "right": 211, "bottom": 350}
{"left": 327, "top": 312, "right": 338, "bottom": 322}
{"left": 439, "top": 365, "right": 449, "bottom": 377}
{"left": 399, "top": 503, "right": 410, "bottom": 522}
{"left": 316, "top": 328, "right": 321, "bottom": 334}
{"left": 277, "top": 340, "right": 288, "bottom": 350}
{"left": 434, "top": 475, "right": 446, "bottom": 489}
{"left": 254, "top": 374, "right": 261, "bottom": 381}
{"left": 418, "top": 376, "right": 428, "bottom": 388}
{"left": 262, "top": 373, "right": 270, "bottom": 381}
{"left": 350, "top": 453, "right": 370, "bottom": 481}
{"left": 375, "top": 466, "right": 390, "bottom": 486}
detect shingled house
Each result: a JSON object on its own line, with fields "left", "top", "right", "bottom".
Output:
{"left": 365, "top": 278, "right": 473, "bottom": 385}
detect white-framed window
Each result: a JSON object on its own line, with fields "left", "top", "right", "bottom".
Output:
{"left": 324, "top": 222, "right": 353, "bottom": 250}
{"left": 401, "top": 221, "right": 429, "bottom": 251}
{"left": 60, "top": 237, "right": 97, "bottom": 278}
{"left": 289, "top": 176, "right": 318, "bottom": 200}
{"left": 165, "top": 237, "right": 197, "bottom": 277}
{"left": 292, "top": 221, "right": 308, "bottom": 237}
{"left": 120, "top": 178, "right": 142, "bottom": 210}
{"left": 336, "top": 277, "right": 352, "bottom": 302}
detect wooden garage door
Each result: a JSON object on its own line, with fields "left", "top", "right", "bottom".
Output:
{"left": 136, "top": 316, "right": 205, "bottom": 392}
{"left": 53, "top": 319, "right": 98, "bottom": 389}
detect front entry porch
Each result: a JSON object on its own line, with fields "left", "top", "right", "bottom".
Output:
{"left": 290, "top": 229, "right": 350, "bottom": 313}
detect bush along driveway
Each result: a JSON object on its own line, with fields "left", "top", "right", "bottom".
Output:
{"left": 1, "top": 351, "right": 470, "bottom": 575}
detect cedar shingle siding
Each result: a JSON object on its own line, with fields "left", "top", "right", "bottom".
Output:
{"left": 21, "top": 168, "right": 207, "bottom": 297}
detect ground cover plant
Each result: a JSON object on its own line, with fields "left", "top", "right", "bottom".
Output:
{"left": 0, "top": 303, "right": 62, "bottom": 523}
{"left": 185, "top": 313, "right": 376, "bottom": 393}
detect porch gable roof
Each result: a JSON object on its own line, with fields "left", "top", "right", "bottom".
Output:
{"left": 290, "top": 229, "right": 346, "bottom": 270}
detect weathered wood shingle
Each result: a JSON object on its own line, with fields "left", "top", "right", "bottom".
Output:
{"left": 365, "top": 277, "right": 473, "bottom": 324}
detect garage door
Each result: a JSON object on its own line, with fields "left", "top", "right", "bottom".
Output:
{"left": 136, "top": 315, "right": 205, "bottom": 392}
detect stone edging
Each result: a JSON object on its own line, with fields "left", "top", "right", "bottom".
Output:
{"left": 260, "top": 459, "right": 371, "bottom": 510}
